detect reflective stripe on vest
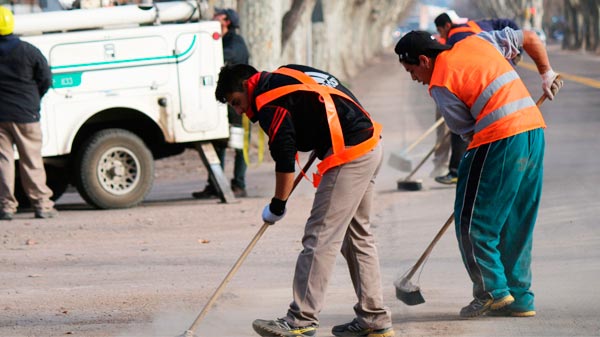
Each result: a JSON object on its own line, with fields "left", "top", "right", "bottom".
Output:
{"left": 429, "top": 36, "right": 545, "bottom": 149}
{"left": 255, "top": 67, "right": 381, "bottom": 186}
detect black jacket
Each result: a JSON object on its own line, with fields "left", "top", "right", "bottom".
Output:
{"left": 249, "top": 64, "right": 374, "bottom": 173}
{"left": 0, "top": 34, "right": 52, "bottom": 123}
{"left": 222, "top": 30, "right": 249, "bottom": 126}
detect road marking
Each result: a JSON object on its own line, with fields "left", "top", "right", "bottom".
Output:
{"left": 519, "top": 61, "right": 600, "bottom": 89}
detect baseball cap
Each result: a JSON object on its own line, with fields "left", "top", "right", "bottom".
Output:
{"left": 394, "top": 30, "right": 451, "bottom": 64}
{"left": 214, "top": 7, "right": 240, "bottom": 29}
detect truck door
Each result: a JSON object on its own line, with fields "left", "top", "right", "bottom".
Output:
{"left": 176, "top": 32, "right": 223, "bottom": 132}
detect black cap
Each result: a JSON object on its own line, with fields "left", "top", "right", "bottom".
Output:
{"left": 214, "top": 7, "right": 240, "bottom": 29}
{"left": 394, "top": 30, "right": 451, "bottom": 64}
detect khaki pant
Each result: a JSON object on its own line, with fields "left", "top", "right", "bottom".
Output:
{"left": 0, "top": 122, "right": 54, "bottom": 213}
{"left": 285, "top": 142, "right": 392, "bottom": 329}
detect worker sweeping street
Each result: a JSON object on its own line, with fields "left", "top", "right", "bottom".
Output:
{"left": 214, "top": 63, "right": 394, "bottom": 337}
{"left": 394, "top": 28, "right": 562, "bottom": 318}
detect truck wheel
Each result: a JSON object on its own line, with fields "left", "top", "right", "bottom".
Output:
{"left": 75, "top": 129, "right": 154, "bottom": 209}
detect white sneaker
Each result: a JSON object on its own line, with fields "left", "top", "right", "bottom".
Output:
{"left": 430, "top": 166, "right": 448, "bottom": 178}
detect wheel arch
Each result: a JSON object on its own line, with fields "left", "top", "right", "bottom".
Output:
{"left": 70, "top": 108, "right": 170, "bottom": 160}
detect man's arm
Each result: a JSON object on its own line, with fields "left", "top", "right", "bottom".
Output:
{"left": 522, "top": 30, "right": 551, "bottom": 74}
{"left": 478, "top": 27, "right": 562, "bottom": 99}
{"left": 274, "top": 171, "right": 295, "bottom": 201}
{"left": 30, "top": 44, "right": 52, "bottom": 97}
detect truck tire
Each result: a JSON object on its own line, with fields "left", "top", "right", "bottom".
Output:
{"left": 75, "top": 129, "right": 154, "bottom": 209}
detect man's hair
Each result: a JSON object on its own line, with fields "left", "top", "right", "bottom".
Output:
{"left": 215, "top": 63, "right": 258, "bottom": 103}
{"left": 434, "top": 13, "right": 452, "bottom": 28}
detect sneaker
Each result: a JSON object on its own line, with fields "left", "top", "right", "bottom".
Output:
{"left": 231, "top": 185, "right": 247, "bottom": 198}
{"left": 430, "top": 165, "right": 449, "bottom": 178}
{"left": 332, "top": 318, "right": 395, "bottom": 337}
{"left": 434, "top": 172, "right": 458, "bottom": 185}
{"left": 34, "top": 208, "right": 58, "bottom": 219}
{"left": 487, "top": 308, "right": 536, "bottom": 317}
{"left": 0, "top": 211, "right": 14, "bottom": 221}
{"left": 191, "top": 185, "right": 218, "bottom": 199}
{"left": 252, "top": 318, "right": 317, "bottom": 337}
{"left": 460, "top": 294, "right": 515, "bottom": 318}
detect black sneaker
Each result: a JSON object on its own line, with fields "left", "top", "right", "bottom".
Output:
{"left": 34, "top": 208, "right": 58, "bottom": 219}
{"left": 460, "top": 294, "right": 514, "bottom": 318}
{"left": 434, "top": 172, "right": 458, "bottom": 185}
{"left": 252, "top": 318, "right": 317, "bottom": 337}
{"left": 191, "top": 185, "right": 218, "bottom": 199}
{"left": 332, "top": 318, "right": 395, "bottom": 337}
{"left": 0, "top": 211, "right": 14, "bottom": 221}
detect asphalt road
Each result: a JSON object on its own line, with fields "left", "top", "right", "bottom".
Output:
{"left": 2, "top": 44, "right": 599, "bottom": 337}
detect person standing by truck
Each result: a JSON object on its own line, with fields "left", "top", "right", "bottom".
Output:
{"left": 193, "top": 7, "right": 250, "bottom": 199}
{"left": 0, "top": 6, "right": 58, "bottom": 220}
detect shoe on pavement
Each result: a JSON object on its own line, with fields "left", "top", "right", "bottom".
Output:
{"left": 430, "top": 165, "right": 449, "bottom": 178}
{"left": 486, "top": 308, "right": 536, "bottom": 317}
{"left": 0, "top": 211, "right": 14, "bottom": 221}
{"left": 252, "top": 318, "right": 317, "bottom": 337}
{"left": 435, "top": 172, "right": 458, "bottom": 185}
{"left": 231, "top": 184, "right": 247, "bottom": 198}
{"left": 34, "top": 208, "right": 58, "bottom": 219}
{"left": 191, "top": 185, "right": 218, "bottom": 199}
{"left": 332, "top": 318, "right": 395, "bottom": 337}
{"left": 460, "top": 294, "right": 514, "bottom": 318}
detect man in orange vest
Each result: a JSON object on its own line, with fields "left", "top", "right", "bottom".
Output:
{"left": 215, "top": 63, "right": 394, "bottom": 337}
{"left": 394, "top": 29, "right": 562, "bottom": 318}
{"left": 434, "top": 13, "right": 520, "bottom": 47}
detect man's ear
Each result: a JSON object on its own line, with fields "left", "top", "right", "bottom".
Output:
{"left": 418, "top": 55, "right": 431, "bottom": 68}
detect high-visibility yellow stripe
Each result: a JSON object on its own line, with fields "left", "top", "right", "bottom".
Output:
{"left": 519, "top": 61, "right": 600, "bottom": 89}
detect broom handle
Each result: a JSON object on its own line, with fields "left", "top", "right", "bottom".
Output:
{"left": 404, "top": 91, "right": 552, "bottom": 282}
{"left": 405, "top": 213, "right": 454, "bottom": 280}
{"left": 185, "top": 152, "right": 318, "bottom": 334}
{"left": 404, "top": 131, "right": 450, "bottom": 181}
{"left": 404, "top": 117, "right": 445, "bottom": 154}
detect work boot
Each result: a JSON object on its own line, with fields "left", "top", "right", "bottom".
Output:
{"left": 434, "top": 171, "right": 458, "bottom": 185}
{"left": 460, "top": 294, "right": 514, "bottom": 318}
{"left": 34, "top": 208, "right": 58, "bottom": 219}
{"left": 332, "top": 318, "right": 395, "bottom": 337}
{"left": 191, "top": 184, "right": 218, "bottom": 199}
{"left": 0, "top": 211, "right": 14, "bottom": 221}
{"left": 252, "top": 318, "right": 317, "bottom": 337}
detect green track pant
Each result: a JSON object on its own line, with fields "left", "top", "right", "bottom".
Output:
{"left": 455, "top": 128, "right": 544, "bottom": 312}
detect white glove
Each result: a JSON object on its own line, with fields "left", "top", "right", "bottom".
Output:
{"left": 262, "top": 204, "right": 286, "bottom": 224}
{"left": 541, "top": 69, "right": 563, "bottom": 100}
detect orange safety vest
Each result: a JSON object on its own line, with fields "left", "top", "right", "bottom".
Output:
{"left": 447, "top": 20, "right": 482, "bottom": 40}
{"left": 254, "top": 67, "right": 382, "bottom": 187}
{"left": 429, "top": 35, "right": 545, "bottom": 149}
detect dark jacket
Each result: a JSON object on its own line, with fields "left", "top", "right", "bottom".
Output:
{"left": 222, "top": 30, "right": 249, "bottom": 126}
{"left": 248, "top": 64, "right": 374, "bottom": 173}
{"left": 447, "top": 18, "right": 520, "bottom": 46}
{"left": 0, "top": 34, "right": 52, "bottom": 123}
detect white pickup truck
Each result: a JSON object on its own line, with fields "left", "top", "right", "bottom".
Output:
{"left": 14, "top": 1, "right": 228, "bottom": 209}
